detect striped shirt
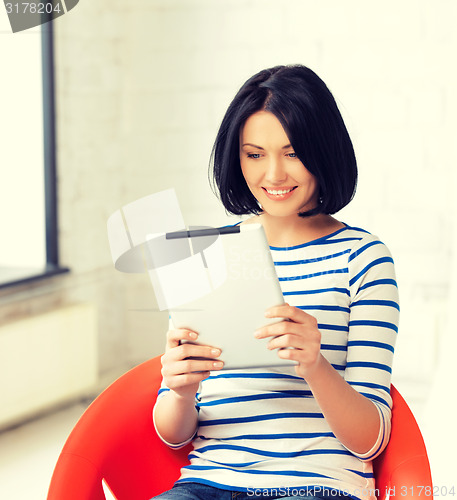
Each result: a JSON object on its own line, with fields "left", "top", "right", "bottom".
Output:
{"left": 154, "top": 225, "right": 399, "bottom": 500}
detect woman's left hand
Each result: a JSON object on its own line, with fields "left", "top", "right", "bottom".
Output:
{"left": 254, "top": 303, "right": 323, "bottom": 380}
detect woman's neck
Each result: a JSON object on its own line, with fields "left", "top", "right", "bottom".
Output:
{"left": 243, "top": 213, "right": 345, "bottom": 247}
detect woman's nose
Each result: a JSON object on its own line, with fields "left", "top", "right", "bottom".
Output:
{"left": 264, "top": 157, "right": 287, "bottom": 184}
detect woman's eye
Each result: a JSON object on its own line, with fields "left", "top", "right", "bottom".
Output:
{"left": 247, "top": 153, "right": 261, "bottom": 159}
{"left": 287, "top": 152, "right": 297, "bottom": 158}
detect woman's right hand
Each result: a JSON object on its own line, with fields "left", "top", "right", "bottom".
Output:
{"left": 160, "top": 328, "right": 224, "bottom": 401}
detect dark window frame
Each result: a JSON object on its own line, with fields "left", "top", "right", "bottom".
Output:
{"left": 0, "top": 23, "right": 69, "bottom": 290}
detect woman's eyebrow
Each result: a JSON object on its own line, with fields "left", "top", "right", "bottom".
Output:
{"left": 241, "top": 143, "right": 264, "bottom": 150}
{"left": 241, "top": 143, "right": 292, "bottom": 150}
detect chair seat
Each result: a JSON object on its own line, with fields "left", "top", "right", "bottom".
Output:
{"left": 48, "top": 356, "right": 432, "bottom": 500}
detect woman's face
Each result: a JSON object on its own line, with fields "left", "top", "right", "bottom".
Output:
{"left": 239, "top": 111, "right": 319, "bottom": 218}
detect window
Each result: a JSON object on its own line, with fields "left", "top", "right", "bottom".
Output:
{"left": 0, "top": 19, "right": 68, "bottom": 288}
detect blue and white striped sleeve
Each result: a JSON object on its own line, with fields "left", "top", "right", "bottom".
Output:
{"left": 345, "top": 233, "right": 400, "bottom": 460}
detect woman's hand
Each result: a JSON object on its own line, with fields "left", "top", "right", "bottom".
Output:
{"left": 160, "top": 328, "right": 224, "bottom": 401}
{"left": 155, "top": 329, "right": 223, "bottom": 445}
{"left": 254, "top": 303, "right": 322, "bottom": 380}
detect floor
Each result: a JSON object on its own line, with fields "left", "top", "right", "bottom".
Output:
{"left": 0, "top": 402, "right": 90, "bottom": 500}
{"left": 0, "top": 379, "right": 452, "bottom": 500}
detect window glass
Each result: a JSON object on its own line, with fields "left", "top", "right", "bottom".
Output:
{"left": 0, "top": 20, "right": 46, "bottom": 269}
{"left": 0, "top": 14, "right": 65, "bottom": 287}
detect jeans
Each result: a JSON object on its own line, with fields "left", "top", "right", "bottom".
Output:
{"left": 151, "top": 482, "right": 339, "bottom": 499}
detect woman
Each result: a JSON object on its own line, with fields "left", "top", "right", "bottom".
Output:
{"left": 152, "top": 65, "right": 399, "bottom": 500}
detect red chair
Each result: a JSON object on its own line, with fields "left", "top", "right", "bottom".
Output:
{"left": 47, "top": 356, "right": 432, "bottom": 500}
{"left": 373, "top": 386, "right": 433, "bottom": 500}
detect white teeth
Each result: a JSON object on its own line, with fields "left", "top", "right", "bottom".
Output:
{"left": 265, "top": 188, "right": 293, "bottom": 195}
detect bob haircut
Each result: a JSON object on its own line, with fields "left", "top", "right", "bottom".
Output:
{"left": 210, "top": 65, "right": 357, "bottom": 217}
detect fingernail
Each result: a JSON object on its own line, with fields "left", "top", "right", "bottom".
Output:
{"left": 254, "top": 330, "right": 261, "bottom": 338}
{"left": 211, "top": 348, "right": 221, "bottom": 356}
{"left": 213, "top": 361, "right": 223, "bottom": 368}
{"left": 264, "top": 310, "right": 272, "bottom": 317}
{"left": 188, "top": 332, "right": 198, "bottom": 339}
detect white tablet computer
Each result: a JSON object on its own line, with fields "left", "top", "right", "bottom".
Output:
{"left": 167, "top": 223, "right": 296, "bottom": 369}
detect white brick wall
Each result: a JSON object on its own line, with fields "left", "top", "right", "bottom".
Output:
{"left": 55, "top": 0, "right": 457, "bottom": 378}
{"left": 116, "top": 0, "right": 455, "bottom": 393}
{"left": 2, "top": 3, "right": 456, "bottom": 451}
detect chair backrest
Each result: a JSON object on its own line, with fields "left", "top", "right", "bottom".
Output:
{"left": 373, "top": 385, "right": 433, "bottom": 499}
{"left": 47, "top": 356, "right": 190, "bottom": 500}
{"left": 48, "top": 356, "right": 432, "bottom": 500}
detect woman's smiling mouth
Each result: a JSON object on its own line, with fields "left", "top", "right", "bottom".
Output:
{"left": 262, "top": 186, "right": 298, "bottom": 200}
